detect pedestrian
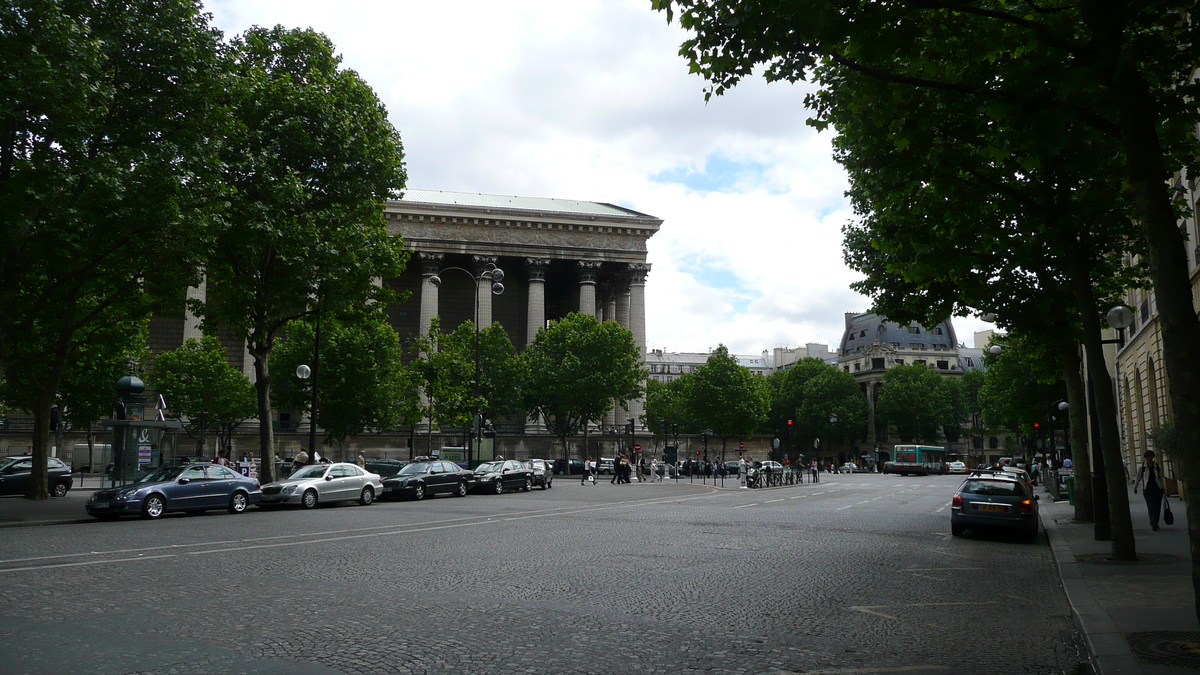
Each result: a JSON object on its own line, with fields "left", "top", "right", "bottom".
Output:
{"left": 651, "top": 456, "right": 659, "bottom": 482}
{"left": 738, "top": 456, "right": 747, "bottom": 487}
{"left": 1134, "top": 450, "right": 1168, "bottom": 531}
{"left": 638, "top": 455, "right": 648, "bottom": 482}
{"left": 811, "top": 459, "right": 819, "bottom": 484}
{"left": 356, "top": 452, "right": 366, "bottom": 468}
{"left": 612, "top": 455, "right": 620, "bottom": 484}
{"left": 582, "top": 457, "right": 592, "bottom": 485}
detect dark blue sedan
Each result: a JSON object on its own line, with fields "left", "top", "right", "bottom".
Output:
{"left": 86, "top": 463, "right": 262, "bottom": 520}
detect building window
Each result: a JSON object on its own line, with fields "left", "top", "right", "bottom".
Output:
{"left": 854, "top": 362, "right": 861, "bottom": 372}
{"left": 872, "top": 358, "right": 885, "bottom": 369}
{"left": 859, "top": 330, "right": 867, "bottom": 338}
{"left": 934, "top": 327, "right": 943, "bottom": 335}
{"left": 908, "top": 326, "right": 920, "bottom": 334}
{"left": 844, "top": 366, "right": 850, "bottom": 373}
{"left": 910, "top": 343, "right": 925, "bottom": 349}
{"left": 1141, "top": 299, "right": 1150, "bottom": 323}
{"left": 895, "top": 358, "right": 904, "bottom": 365}
{"left": 936, "top": 360, "right": 949, "bottom": 370}
{"left": 890, "top": 342, "right": 901, "bottom": 347}
{"left": 966, "top": 357, "right": 974, "bottom": 367}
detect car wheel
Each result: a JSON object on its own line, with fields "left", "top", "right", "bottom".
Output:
{"left": 951, "top": 523, "right": 965, "bottom": 537}
{"left": 228, "top": 491, "right": 249, "bottom": 514}
{"left": 50, "top": 482, "right": 69, "bottom": 498}
{"left": 413, "top": 484, "right": 425, "bottom": 501}
{"left": 359, "top": 486, "right": 375, "bottom": 506}
{"left": 524, "top": 477, "right": 532, "bottom": 492}
{"left": 494, "top": 479, "right": 504, "bottom": 495}
{"left": 142, "top": 494, "right": 166, "bottom": 519}
{"left": 301, "top": 489, "right": 318, "bottom": 509}
{"left": 455, "top": 481, "right": 467, "bottom": 497}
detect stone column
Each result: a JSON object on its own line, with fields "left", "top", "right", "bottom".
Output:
{"left": 577, "top": 260, "right": 601, "bottom": 317}
{"left": 419, "top": 253, "right": 444, "bottom": 337}
{"left": 602, "top": 284, "right": 617, "bottom": 323}
{"left": 613, "top": 272, "right": 633, "bottom": 427}
{"left": 627, "top": 263, "right": 651, "bottom": 429}
{"left": 473, "top": 255, "right": 498, "bottom": 327}
{"left": 183, "top": 275, "right": 205, "bottom": 342}
{"left": 525, "top": 258, "right": 549, "bottom": 347}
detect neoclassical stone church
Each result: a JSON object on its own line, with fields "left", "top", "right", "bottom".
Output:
{"left": 135, "top": 189, "right": 662, "bottom": 462}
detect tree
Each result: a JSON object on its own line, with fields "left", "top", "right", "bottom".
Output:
{"left": 148, "top": 336, "right": 257, "bottom": 457}
{"left": 652, "top": 0, "right": 1195, "bottom": 567}
{"left": 0, "top": 0, "right": 224, "bottom": 498}
{"left": 765, "top": 358, "right": 832, "bottom": 453}
{"left": 523, "top": 313, "right": 644, "bottom": 460}
{"left": 271, "top": 312, "right": 419, "bottom": 456}
{"left": 645, "top": 377, "right": 691, "bottom": 435}
{"left": 795, "top": 367, "right": 868, "bottom": 451}
{"left": 875, "top": 365, "right": 953, "bottom": 444}
{"left": 195, "top": 26, "right": 408, "bottom": 484}
{"left": 684, "top": 345, "right": 767, "bottom": 460}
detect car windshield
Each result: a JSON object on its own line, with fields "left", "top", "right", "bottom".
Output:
{"left": 962, "top": 479, "right": 1022, "bottom": 496}
{"left": 399, "top": 463, "right": 431, "bottom": 475}
{"left": 135, "top": 466, "right": 185, "bottom": 484}
{"left": 475, "top": 462, "right": 502, "bottom": 473}
{"left": 289, "top": 465, "right": 328, "bottom": 480}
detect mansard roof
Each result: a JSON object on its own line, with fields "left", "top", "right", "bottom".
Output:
{"left": 839, "top": 312, "right": 957, "bottom": 355}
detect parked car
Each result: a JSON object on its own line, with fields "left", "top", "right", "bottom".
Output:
{"left": 380, "top": 460, "right": 473, "bottom": 500}
{"left": 365, "top": 458, "right": 407, "bottom": 479}
{"left": 259, "top": 462, "right": 383, "bottom": 509}
{"left": 598, "top": 458, "right": 615, "bottom": 475}
{"left": 525, "top": 458, "right": 554, "bottom": 489}
{"left": 0, "top": 455, "right": 73, "bottom": 498}
{"left": 473, "top": 460, "right": 534, "bottom": 494}
{"left": 946, "top": 461, "right": 968, "bottom": 474}
{"left": 839, "top": 462, "right": 862, "bottom": 474}
{"left": 553, "top": 458, "right": 583, "bottom": 475}
{"left": 85, "top": 463, "right": 262, "bottom": 519}
{"left": 1000, "top": 466, "right": 1034, "bottom": 489}
{"left": 951, "top": 472, "right": 1039, "bottom": 542}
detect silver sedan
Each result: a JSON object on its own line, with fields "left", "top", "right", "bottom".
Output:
{"left": 259, "top": 462, "right": 383, "bottom": 509}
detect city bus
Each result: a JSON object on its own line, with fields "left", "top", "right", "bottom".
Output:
{"left": 884, "top": 445, "right": 948, "bottom": 476}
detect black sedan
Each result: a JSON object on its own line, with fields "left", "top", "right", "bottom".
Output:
{"left": 381, "top": 460, "right": 474, "bottom": 500}
{"left": 473, "top": 460, "right": 534, "bottom": 494}
{"left": 0, "top": 455, "right": 73, "bottom": 498}
{"left": 365, "top": 458, "right": 407, "bottom": 479}
{"left": 85, "top": 463, "right": 262, "bottom": 519}
{"left": 951, "top": 472, "right": 1040, "bottom": 541}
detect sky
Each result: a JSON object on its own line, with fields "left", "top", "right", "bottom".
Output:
{"left": 206, "top": 0, "right": 990, "bottom": 355}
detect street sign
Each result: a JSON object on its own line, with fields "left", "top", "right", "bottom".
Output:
{"left": 633, "top": 443, "right": 641, "bottom": 452}
{"left": 739, "top": 442, "right": 745, "bottom": 450}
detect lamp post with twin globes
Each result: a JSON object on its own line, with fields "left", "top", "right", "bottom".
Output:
{"left": 427, "top": 263, "right": 505, "bottom": 468}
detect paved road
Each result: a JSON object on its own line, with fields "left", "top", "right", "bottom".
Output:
{"left": 0, "top": 474, "right": 1086, "bottom": 674}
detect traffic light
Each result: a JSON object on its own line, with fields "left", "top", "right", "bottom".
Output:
{"left": 671, "top": 423, "right": 679, "bottom": 435}
{"left": 626, "top": 419, "right": 635, "bottom": 435}
{"left": 1033, "top": 422, "right": 1040, "bottom": 429}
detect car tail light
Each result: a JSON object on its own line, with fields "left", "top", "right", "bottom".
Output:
{"left": 952, "top": 494, "right": 962, "bottom": 507}
{"left": 1020, "top": 499, "right": 1033, "bottom": 513}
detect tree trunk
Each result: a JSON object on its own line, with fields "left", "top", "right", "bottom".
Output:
{"left": 1055, "top": 337, "right": 1093, "bottom": 522}
{"left": 1066, "top": 238, "right": 1136, "bottom": 560}
{"left": 253, "top": 346, "right": 274, "bottom": 485}
{"left": 26, "top": 390, "right": 53, "bottom": 500}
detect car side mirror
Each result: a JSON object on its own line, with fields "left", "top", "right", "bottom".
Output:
{"left": 325, "top": 475, "right": 333, "bottom": 481}
{"left": 178, "top": 477, "right": 189, "bottom": 484}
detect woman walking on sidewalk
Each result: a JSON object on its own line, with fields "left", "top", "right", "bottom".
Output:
{"left": 1134, "top": 450, "right": 1167, "bottom": 531}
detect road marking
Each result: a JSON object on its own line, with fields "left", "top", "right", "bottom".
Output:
{"left": 872, "top": 497, "right": 884, "bottom": 500}
{"left": 935, "top": 506, "right": 946, "bottom": 513}
{"left": 766, "top": 499, "right": 784, "bottom": 503}
{"left": 836, "top": 504, "right": 855, "bottom": 510}
{"left": 789, "top": 495, "right": 805, "bottom": 499}
{"left": 907, "top": 573, "right": 944, "bottom": 581}
{"left": 812, "top": 492, "right": 826, "bottom": 495}
{"left": 857, "top": 500, "right": 871, "bottom": 504}
{"left": 0, "top": 553, "right": 177, "bottom": 572}
{"left": 849, "top": 606, "right": 899, "bottom": 620}
{"left": 904, "top": 567, "right": 983, "bottom": 571}
{"left": 787, "top": 662, "right": 945, "bottom": 667}
{"left": 732, "top": 503, "right": 758, "bottom": 509}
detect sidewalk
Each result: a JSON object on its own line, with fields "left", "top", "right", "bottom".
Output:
{"left": 0, "top": 488, "right": 94, "bottom": 528}
{"left": 1041, "top": 483, "right": 1200, "bottom": 674}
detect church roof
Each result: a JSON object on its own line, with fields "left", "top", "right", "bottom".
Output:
{"left": 397, "top": 188, "right": 653, "bottom": 220}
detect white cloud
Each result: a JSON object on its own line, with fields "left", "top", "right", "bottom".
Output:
{"left": 204, "top": 0, "right": 980, "bottom": 355}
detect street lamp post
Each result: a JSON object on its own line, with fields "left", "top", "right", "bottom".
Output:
{"left": 829, "top": 412, "right": 839, "bottom": 470}
{"left": 296, "top": 362, "right": 317, "bottom": 464}
{"left": 428, "top": 263, "right": 505, "bottom": 468}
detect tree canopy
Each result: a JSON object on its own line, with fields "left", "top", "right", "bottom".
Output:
{"left": 684, "top": 345, "right": 768, "bottom": 457}
{"left": 149, "top": 336, "right": 256, "bottom": 456}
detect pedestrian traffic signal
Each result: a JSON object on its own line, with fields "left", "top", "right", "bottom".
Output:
{"left": 1033, "top": 422, "right": 1040, "bottom": 428}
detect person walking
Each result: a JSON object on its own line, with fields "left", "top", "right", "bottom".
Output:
{"left": 651, "top": 457, "right": 659, "bottom": 482}
{"left": 1134, "top": 450, "right": 1168, "bottom": 531}
{"left": 356, "top": 452, "right": 366, "bottom": 468}
{"left": 811, "top": 459, "right": 819, "bottom": 484}
{"left": 582, "top": 457, "right": 592, "bottom": 485}
{"left": 738, "top": 456, "right": 747, "bottom": 487}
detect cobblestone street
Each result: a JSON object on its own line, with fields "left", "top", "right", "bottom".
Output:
{"left": 0, "top": 474, "right": 1086, "bottom": 674}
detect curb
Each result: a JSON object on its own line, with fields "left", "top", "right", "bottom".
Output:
{"left": 1039, "top": 506, "right": 1141, "bottom": 674}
